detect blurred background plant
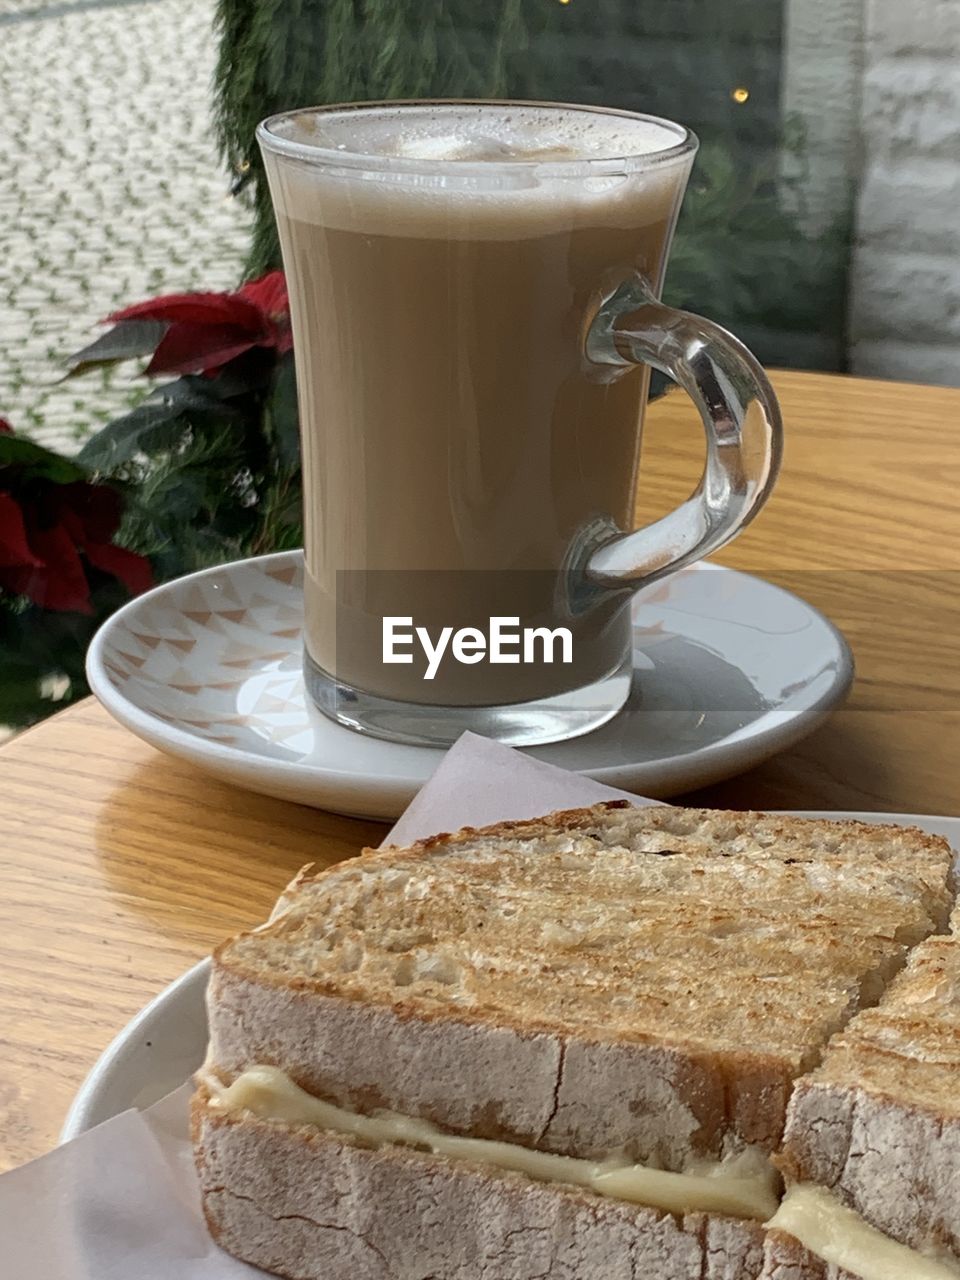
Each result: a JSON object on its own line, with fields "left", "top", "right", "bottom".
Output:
{"left": 70, "top": 271, "right": 301, "bottom": 582}
{"left": 0, "top": 271, "right": 299, "bottom": 727}
{"left": 0, "top": 418, "right": 153, "bottom": 727}
{"left": 216, "top": 0, "right": 851, "bottom": 369}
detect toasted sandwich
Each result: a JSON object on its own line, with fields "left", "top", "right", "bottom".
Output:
{"left": 192, "top": 802, "right": 957, "bottom": 1280}
{"left": 764, "top": 906, "right": 960, "bottom": 1279}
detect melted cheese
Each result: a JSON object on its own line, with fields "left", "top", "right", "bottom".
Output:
{"left": 205, "top": 1065, "right": 779, "bottom": 1220}
{"left": 768, "top": 1185, "right": 960, "bottom": 1280}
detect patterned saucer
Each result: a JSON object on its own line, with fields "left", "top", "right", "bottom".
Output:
{"left": 86, "top": 551, "right": 853, "bottom": 819}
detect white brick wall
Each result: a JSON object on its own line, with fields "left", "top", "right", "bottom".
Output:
{"left": 849, "top": 0, "right": 960, "bottom": 385}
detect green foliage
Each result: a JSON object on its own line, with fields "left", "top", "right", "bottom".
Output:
{"left": 214, "top": 0, "right": 544, "bottom": 276}
{"left": 88, "top": 352, "right": 302, "bottom": 583}
{"left": 666, "top": 139, "right": 850, "bottom": 352}
{"left": 63, "top": 319, "right": 167, "bottom": 379}
{"left": 1, "top": 340, "right": 301, "bottom": 728}
{"left": 78, "top": 374, "right": 246, "bottom": 471}
{"left": 213, "top": 0, "right": 851, "bottom": 367}
{"left": 4, "top": 4, "right": 856, "bottom": 731}
{"left": 0, "top": 580, "right": 129, "bottom": 727}
{"left": 0, "top": 427, "right": 152, "bottom": 728}
{"left": 0, "top": 434, "right": 87, "bottom": 485}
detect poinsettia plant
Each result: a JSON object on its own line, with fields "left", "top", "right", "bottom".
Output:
{"left": 0, "top": 416, "right": 154, "bottom": 725}
{"left": 97, "top": 270, "right": 292, "bottom": 378}
{"left": 2, "top": 270, "right": 305, "bottom": 728}
{"left": 65, "top": 269, "right": 303, "bottom": 583}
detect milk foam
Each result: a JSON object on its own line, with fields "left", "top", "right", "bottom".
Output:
{"left": 268, "top": 104, "right": 685, "bottom": 165}
{"left": 262, "top": 105, "right": 693, "bottom": 239}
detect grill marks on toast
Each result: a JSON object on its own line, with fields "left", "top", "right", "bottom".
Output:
{"left": 805, "top": 933, "right": 960, "bottom": 1116}
{"left": 771, "top": 930, "right": 960, "bottom": 1273}
{"left": 201, "top": 806, "right": 959, "bottom": 1277}
{"left": 221, "top": 806, "right": 954, "bottom": 1070}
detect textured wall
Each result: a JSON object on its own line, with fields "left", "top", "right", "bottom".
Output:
{"left": 849, "top": 0, "right": 960, "bottom": 386}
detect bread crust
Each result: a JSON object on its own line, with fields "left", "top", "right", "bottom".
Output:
{"left": 208, "top": 964, "right": 794, "bottom": 1166}
{"left": 199, "top": 804, "right": 960, "bottom": 1277}
{"left": 209, "top": 803, "right": 954, "bottom": 1169}
{"left": 376, "top": 803, "right": 949, "bottom": 867}
{"left": 775, "top": 933, "right": 960, "bottom": 1269}
{"left": 192, "top": 1086, "right": 765, "bottom": 1280}
{"left": 777, "top": 1081, "right": 960, "bottom": 1265}
{"left": 760, "top": 1231, "right": 854, "bottom": 1280}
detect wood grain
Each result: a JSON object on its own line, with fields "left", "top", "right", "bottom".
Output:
{"left": 1, "top": 369, "right": 959, "bottom": 1172}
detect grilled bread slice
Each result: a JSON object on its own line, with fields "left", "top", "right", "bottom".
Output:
{"left": 205, "top": 803, "right": 954, "bottom": 1173}
{"left": 764, "top": 927, "right": 960, "bottom": 1278}
{"left": 193, "top": 1079, "right": 767, "bottom": 1280}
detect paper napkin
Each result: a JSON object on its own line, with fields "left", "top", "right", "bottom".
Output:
{"left": 0, "top": 734, "right": 648, "bottom": 1278}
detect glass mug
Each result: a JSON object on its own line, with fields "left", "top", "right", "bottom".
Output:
{"left": 257, "top": 101, "right": 782, "bottom": 747}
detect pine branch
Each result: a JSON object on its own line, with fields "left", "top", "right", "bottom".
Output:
{"left": 214, "top": 0, "right": 545, "bottom": 275}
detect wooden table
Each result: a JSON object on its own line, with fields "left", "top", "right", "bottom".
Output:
{"left": 2, "top": 369, "right": 959, "bottom": 1173}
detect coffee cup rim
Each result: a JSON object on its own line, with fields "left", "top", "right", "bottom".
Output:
{"left": 256, "top": 99, "right": 698, "bottom": 176}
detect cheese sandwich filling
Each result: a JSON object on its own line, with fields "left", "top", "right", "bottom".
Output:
{"left": 204, "top": 1064, "right": 780, "bottom": 1220}
{"left": 205, "top": 1068, "right": 960, "bottom": 1277}
{"left": 767, "top": 1185, "right": 960, "bottom": 1280}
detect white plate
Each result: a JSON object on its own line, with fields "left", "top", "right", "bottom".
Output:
{"left": 87, "top": 552, "right": 853, "bottom": 819}
{"left": 61, "top": 810, "right": 960, "bottom": 1144}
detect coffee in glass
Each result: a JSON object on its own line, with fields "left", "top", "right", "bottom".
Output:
{"left": 258, "top": 102, "right": 782, "bottom": 745}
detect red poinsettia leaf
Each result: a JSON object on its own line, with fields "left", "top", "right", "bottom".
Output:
{"left": 0, "top": 492, "right": 43, "bottom": 569}
{"left": 9, "top": 522, "right": 92, "bottom": 613}
{"left": 239, "top": 270, "right": 289, "bottom": 318}
{"left": 144, "top": 325, "right": 263, "bottom": 377}
{"left": 107, "top": 292, "right": 266, "bottom": 332}
{"left": 0, "top": 418, "right": 12, "bottom": 435}
{"left": 84, "top": 540, "right": 154, "bottom": 596}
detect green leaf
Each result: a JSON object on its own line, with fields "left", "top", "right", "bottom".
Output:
{"left": 0, "top": 664, "right": 47, "bottom": 727}
{"left": 78, "top": 398, "right": 193, "bottom": 470}
{"left": 0, "top": 434, "right": 88, "bottom": 484}
{"left": 63, "top": 319, "right": 167, "bottom": 379}
{"left": 203, "top": 356, "right": 273, "bottom": 401}
{"left": 142, "top": 469, "right": 208, "bottom": 522}
{"left": 78, "top": 378, "right": 245, "bottom": 471}
{"left": 266, "top": 355, "right": 300, "bottom": 469}
{"left": 156, "top": 375, "right": 242, "bottom": 414}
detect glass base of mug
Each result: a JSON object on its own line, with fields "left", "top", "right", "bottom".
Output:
{"left": 304, "top": 650, "right": 632, "bottom": 748}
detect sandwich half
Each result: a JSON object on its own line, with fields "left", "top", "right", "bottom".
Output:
{"left": 193, "top": 802, "right": 955, "bottom": 1280}
{"left": 763, "top": 903, "right": 960, "bottom": 1280}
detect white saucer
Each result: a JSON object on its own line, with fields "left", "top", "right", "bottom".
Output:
{"left": 87, "top": 551, "right": 853, "bottom": 819}
{"left": 60, "top": 809, "right": 960, "bottom": 1143}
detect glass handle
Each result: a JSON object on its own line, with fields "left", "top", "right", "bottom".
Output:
{"left": 584, "top": 273, "right": 783, "bottom": 589}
